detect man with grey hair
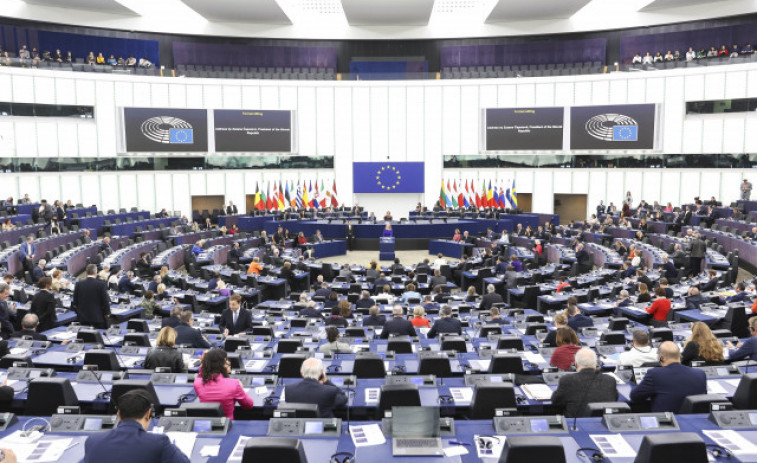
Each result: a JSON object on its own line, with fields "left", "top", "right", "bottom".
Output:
{"left": 616, "top": 289, "right": 632, "bottom": 307}
{"left": 0, "top": 282, "right": 14, "bottom": 339}
{"left": 617, "top": 329, "right": 658, "bottom": 368}
{"left": 31, "top": 259, "right": 47, "bottom": 283}
{"left": 479, "top": 283, "right": 504, "bottom": 311}
{"left": 284, "top": 357, "right": 347, "bottom": 418}
{"left": 551, "top": 347, "right": 618, "bottom": 417}
{"left": 427, "top": 305, "right": 462, "bottom": 338}
{"left": 11, "top": 313, "right": 46, "bottom": 341}
{"left": 72, "top": 264, "right": 111, "bottom": 329}
{"left": 380, "top": 305, "right": 416, "bottom": 338}
{"left": 355, "top": 290, "right": 375, "bottom": 310}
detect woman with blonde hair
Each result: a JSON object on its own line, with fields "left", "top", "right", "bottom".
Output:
{"left": 159, "top": 265, "right": 176, "bottom": 286}
{"left": 411, "top": 306, "right": 430, "bottom": 328}
{"left": 682, "top": 322, "right": 725, "bottom": 365}
{"left": 636, "top": 282, "right": 651, "bottom": 303}
{"left": 144, "top": 327, "right": 186, "bottom": 372}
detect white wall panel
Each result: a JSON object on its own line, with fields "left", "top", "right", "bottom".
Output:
{"left": 725, "top": 71, "right": 748, "bottom": 99}
{"left": 641, "top": 171, "right": 661, "bottom": 204}
{"left": 442, "top": 86, "right": 460, "bottom": 156}
{"left": 590, "top": 80, "right": 609, "bottom": 105}
{"left": 534, "top": 83, "right": 554, "bottom": 107}
{"left": 33, "top": 76, "right": 55, "bottom": 104}
{"left": 224, "top": 172, "right": 244, "bottom": 212}
{"left": 684, "top": 74, "right": 704, "bottom": 101}
{"left": 573, "top": 81, "right": 591, "bottom": 105}
{"left": 279, "top": 87, "right": 297, "bottom": 110}
{"left": 189, "top": 173, "right": 207, "bottom": 195}
{"left": 0, "top": 74, "right": 12, "bottom": 102}
{"left": 460, "top": 86, "right": 479, "bottom": 154}
{"left": 54, "top": 78, "right": 76, "bottom": 105}
{"left": 60, "top": 176, "right": 81, "bottom": 206}
{"left": 38, "top": 175, "right": 60, "bottom": 205}
{"left": 168, "top": 83, "right": 186, "bottom": 108}
{"left": 132, "top": 82, "right": 151, "bottom": 107}
{"left": 532, "top": 171, "right": 553, "bottom": 214}
{"left": 298, "top": 86, "right": 317, "bottom": 157}
{"left": 118, "top": 174, "right": 137, "bottom": 209}
{"left": 0, "top": 121, "right": 14, "bottom": 157}
{"left": 113, "top": 81, "right": 133, "bottom": 107}
{"left": 12, "top": 75, "right": 35, "bottom": 103}
{"left": 370, "top": 87, "right": 390, "bottom": 160}
{"left": 704, "top": 73, "right": 726, "bottom": 100}
{"left": 722, "top": 117, "right": 746, "bottom": 153}
{"left": 515, "top": 83, "right": 535, "bottom": 107}
{"left": 571, "top": 171, "right": 589, "bottom": 195}
{"left": 203, "top": 85, "right": 222, "bottom": 108}
{"left": 136, "top": 173, "right": 156, "bottom": 213}
{"left": 260, "top": 86, "right": 279, "bottom": 109}
{"left": 605, "top": 171, "right": 625, "bottom": 207}
{"left": 150, "top": 83, "right": 170, "bottom": 107}
{"left": 645, "top": 78, "right": 664, "bottom": 103}
{"left": 333, "top": 87, "right": 352, "bottom": 199}
{"left": 497, "top": 85, "right": 516, "bottom": 107}
{"left": 554, "top": 82, "right": 574, "bottom": 106}
{"left": 406, "top": 87, "right": 424, "bottom": 162}
{"left": 99, "top": 174, "right": 119, "bottom": 212}
{"left": 424, "top": 86, "right": 443, "bottom": 205}
{"left": 172, "top": 174, "right": 190, "bottom": 218}
{"left": 77, "top": 123, "right": 98, "bottom": 157}
{"left": 682, "top": 119, "right": 703, "bottom": 153}
{"left": 95, "top": 80, "right": 116, "bottom": 157}
{"left": 388, "top": 87, "right": 407, "bottom": 160}
{"left": 699, "top": 171, "right": 721, "bottom": 202}
{"left": 222, "top": 85, "right": 241, "bottom": 109}
{"left": 154, "top": 174, "right": 174, "bottom": 212}
{"left": 186, "top": 85, "right": 204, "bottom": 108}
{"left": 14, "top": 121, "right": 37, "bottom": 157}
{"left": 35, "top": 121, "right": 58, "bottom": 157}
{"left": 720, "top": 171, "right": 743, "bottom": 202}
{"left": 608, "top": 80, "right": 627, "bottom": 104}
{"left": 624, "top": 172, "right": 643, "bottom": 203}
{"left": 57, "top": 121, "right": 78, "bottom": 157}
{"left": 351, "top": 87, "right": 370, "bottom": 161}
{"left": 552, "top": 171, "right": 572, "bottom": 194}
{"left": 660, "top": 171, "right": 681, "bottom": 207}
{"left": 315, "top": 87, "right": 335, "bottom": 157}
{"left": 241, "top": 86, "right": 261, "bottom": 109}
{"left": 745, "top": 117, "right": 757, "bottom": 152}
{"left": 205, "top": 172, "right": 225, "bottom": 196}
{"left": 701, "top": 118, "right": 724, "bottom": 153}
{"left": 680, "top": 171, "right": 701, "bottom": 205}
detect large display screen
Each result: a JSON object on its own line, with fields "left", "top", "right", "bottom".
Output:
{"left": 570, "top": 104, "right": 658, "bottom": 150}
{"left": 213, "top": 110, "right": 292, "bottom": 152}
{"left": 122, "top": 107, "right": 208, "bottom": 152}
{"left": 485, "top": 107, "right": 564, "bottom": 151}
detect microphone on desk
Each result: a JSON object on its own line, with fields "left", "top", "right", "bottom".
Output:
{"left": 87, "top": 367, "right": 112, "bottom": 400}
{"left": 101, "top": 330, "right": 137, "bottom": 370}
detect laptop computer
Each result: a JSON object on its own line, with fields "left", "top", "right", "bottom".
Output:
{"left": 391, "top": 406, "right": 444, "bottom": 456}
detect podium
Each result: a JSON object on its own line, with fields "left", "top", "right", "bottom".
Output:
{"left": 379, "top": 237, "right": 395, "bottom": 261}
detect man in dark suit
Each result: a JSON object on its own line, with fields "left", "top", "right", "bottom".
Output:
{"left": 373, "top": 273, "right": 390, "bottom": 291}
{"left": 688, "top": 233, "right": 706, "bottom": 277}
{"left": 566, "top": 299, "right": 593, "bottom": 331}
{"left": 355, "top": 291, "right": 375, "bottom": 310}
{"left": 226, "top": 202, "right": 238, "bottom": 215}
{"left": 219, "top": 294, "right": 252, "bottom": 336}
{"left": 84, "top": 389, "right": 190, "bottom": 463}
{"left": 636, "top": 270, "right": 653, "bottom": 291}
{"left": 32, "top": 260, "right": 46, "bottom": 283}
{"left": 135, "top": 253, "right": 152, "bottom": 279}
{"left": 299, "top": 302, "right": 323, "bottom": 319}
{"left": 72, "top": 264, "right": 111, "bottom": 329}
{"left": 284, "top": 357, "right": 347, "bottom": 418}
{"left": 228, "top": 242, "right": 242, "bottom": 267}
{"left": 427, "top": 305, "right": 462, "bottom": 338}
{"left": 551, "top": 348, "right": 618, "bottom": 417}
{"left": 479, "top": 284, "right": 504, "bottom": 311}
{"left": 39, "top": 200, "right": 53, "bottom": 223}
{"left": 30, "top": 276, "right": 56, "bottom": 331}
{"left": 596, "top": 201, "right": 606, "bottom": 217}
{"left": 362, "top": 305, "right": 386, "bottom": 327}
{"left": 575, "top": 243, "right": 592, "bottom": 274}
{"left": 174, "top": 311, "right": 210, "bottom": 348}
{"left": 272, "top": 227, "right": 285, "bottom": 246}
{"left": 161, "top": 306, "right": 182, "bottom": 328}
{"left": 314, "top": 282, "right": 332, "bottom": 299}
{"left": 699, "top": 269, "right": 719, "bottom": 293}
{"left": 428, "top": 269, "right": 447, "bottom": 289}
{"left": 345, "top": 221, "right": 356, "bottom": 251}
{"left": 19, "top": 235, "right": 36, "bottom": 274}
{"left": 380, "top": 306, "right": 417, "bottom": 338}
{"left": 118, "top": 271, "right": 137, "bottom": 294}
{"left": 629, "top": 341, "right": 706, "bottom": 413}
{"left": 685, "top": 287, "right": 708, "bottom": 311}
{"left": 415, "top": 259, "right": 431, "bottom": 275}
{"left": 660, "top": 255, "right": 678, "bottom": 281}
{"left": 10, "top": 313, "right": 47, "bottom": 341}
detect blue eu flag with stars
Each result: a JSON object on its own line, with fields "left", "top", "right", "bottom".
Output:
{"left": 169, "top": 128, "right": 194, "bottom": 144}
{"left": 613, "top": 125, "right": 638, "bottom": 141}
{"left": 353, "top": 162, "right": 424, "bottom": 193}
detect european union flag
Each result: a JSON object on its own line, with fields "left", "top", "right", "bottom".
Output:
{"left": 353, "top": 162, "right": 424, "bottom": 193}
{"left": 169, "top": 128, "right": 194, "bottom": 144}
{"left": 613, "top": 125, "right": 638, "bottom": 141}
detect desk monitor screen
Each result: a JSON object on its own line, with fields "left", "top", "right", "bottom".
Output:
{"left": 192, "top": 420, "right": 212, "bottom": 433}
{"left": 100, "top": 372, "right": 113, "bottom": 382}
{"left": 194, "top": 350, "right": 204, "bottom": 357}
{"left": 410, "top": 377, "right": 424, "bottom": 386}
{"left": 174, "top": 375, "right": 188, "bottom": 384}
{"left": 530, "top": 419, "right": 549, "bottom": 432}
{"left": 749, "top": 413, "right": 757, "bottom": 426}
{"left": 640, "top": 416, "right": 659, "bottom": 430}
{"left": 393, "top": 407, "right": 440, "bottom": 438}
{"left": 304, "top": 421, "right": 324, "bottom": 435}
{"left": 251, "top": 377, "right": 265, "bottom": 386}
{"left": 29, "top": 370, "right": 42, "bottom": 379}
{"left": 716, "top": 368, "right": 730, "bottom": 376}
{"left": 490, "top": 376, "right": 503, "bottom": 383}
{"left": 330, "top": 377, "right": 344, "bottom": 387}
{"left": 83, "top": 418, "right": 103, "bottom": 431}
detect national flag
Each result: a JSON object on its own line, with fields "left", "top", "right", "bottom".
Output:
{"left": 486, "top": 180, "right": 493, "bottom": 207}
{"left": 265, "top": 182, "right": 273, "bottom": 210}
{"left": 439, "top": 180, "right": 446, "bottom": 208}
{"left": 284, "top": 181, "right": 291, "bottom": 208}
{"left": 463, "top": 180, "right": 470, "bottom": 208}
{"left": 511, "top": 179, "right": 518, "bottom": 208}
{"left": 319, "top": 179, "right": 328, "bottom": 208}
{"left": 331, "top": 179, "right": 339, "bottom": 207}
{"left": 448, "top": 180, "right": 458, "bottom": 208}
{"left": 296, "top": 181, "right": 303, "bottom": 209}
{"left": 303, "top": 180, "right": 310, "bottom": 208}
{"left": 498, "top": 184, "right": 506, "bottom": 208}
{"left": 312, "top": 181, "right": 320, "bottom": 209}
{"left": 253, "top": 182, "right": 262, "bottom": 211}
{"left": 456, "top": 180, "right": 464, "bottom": 209}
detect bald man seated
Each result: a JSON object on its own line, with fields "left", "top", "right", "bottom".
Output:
{"left": 551, "top": 348, "right": 619, "bottom": 417}
{"left": 629, "top": 341, "right": 706, "bottom": 413}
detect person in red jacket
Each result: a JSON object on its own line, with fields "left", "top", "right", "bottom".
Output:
{"left": 550, "top": 327, "right": 582, "bottom": 371}
{"left": 647, "top": 287, "right": 671, "bottom": 324}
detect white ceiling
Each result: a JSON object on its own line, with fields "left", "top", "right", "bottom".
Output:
{"left": 342, "top": 0, "right": 435, "bottom": 26}
{"left": 180, "top": 0, "right": 292, "bottom": 23}
{"left": 6, "top": 0, "right": 757, "bottom": 40}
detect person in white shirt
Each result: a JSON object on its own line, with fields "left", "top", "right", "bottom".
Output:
{"left": 138, "top": 57, "right": 152, "bottom": 68}
{"left": 617, "top": 329, "right": 658, "bottom": 368}
{"left": 498, "top": 230, "right": 510, "bottom": 243}
{"left": 631, "top": 53, "right": 642, "bottom": 64}
{"left": 685, "top": 47, "right": 696, "bottom": 61}
{"left": 376, "top": 285, "right": 395, "bottom": 304}
{"left": 663, "top": 50, "right": 674, "bottom": 61}
{"left": 642, "top": 52, "right": 653, "bottom": 65}
{"left": 433, "top": 253, "right": 447, "bottom": 270}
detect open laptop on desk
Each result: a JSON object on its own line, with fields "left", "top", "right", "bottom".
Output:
{"left": 392, "top": 406, "right": 444, "bottom": 456}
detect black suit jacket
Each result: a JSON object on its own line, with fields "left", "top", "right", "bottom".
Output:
{"left": 11, "top": 329, "right": 47, "bottom": 341}
{"left": 72, "top": 277, "right": 111, "bottom": 328}
{"left": 427, "top": 317, "right": 462, "bottom": 338}
{"left": 219, "top": 308, "right": 253, "bottom": 335}
{"left": 551, "top": 369, "right": 619, "bottom": 417}
{"left": 362, "top": 314, "right": 386, "bottom": 327}
{"left": 174, "top": 323, "right": 210, "bottom": 348}
{"left": 380, "top": 317, "right": 416, "bottom": 338}
{"left": 284, "top": 378, "right": 348, "bottom": 418}
{"left": 161, "top": 316, "right": 180, "bottom": 328}
{"left": 32, "top": 266, "right": 45, "bottom": 282}
{"left": 479, "top": 293, "right": 504, "bottom": 311}
{"left": 299, "top": 307, "right": 323, "bottom": 318}
{"left": 629, "top": 362, "right": 706, "bottom": 413}
{"left": 30, "top": 289, "right": 57, "bottom": 332}
{"left": 226, "top": 205, "right": 238, "bottom": 215}
{"left": 355, "top": 298, "right": 375, "bottom": 309}
{"left": 228, "top": 248, "right": 242, "bottom": 263}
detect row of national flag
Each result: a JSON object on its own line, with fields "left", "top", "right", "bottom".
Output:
{"left": 253, "top": 179, "right": 339, "bottom": 211}
{"left": 439, "top": 179, "right": 518, "bottom": 209}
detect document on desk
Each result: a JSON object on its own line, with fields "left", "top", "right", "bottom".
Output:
{"left": 723, "top": 378, "right": 742, "bottom": 388}
{"left": 50, "top": 331, "right": 78, "bottom": 341}
{"left": 589, "top": 434, "right": 636, "bottom": 458}
{"left": 165, "top": 432, "right": 196, "bottom": 458}
{"left": 0, "top": 438, "right": 74, "bottom": 462}
{"left": 707, "top": 380, "right": 728, "bottom": 395}
{"left": 119, "top": 356, "right": 143, "bottom": 368}
{"left": 449, "top": 387, "right": 473, "bottom": 404}
{"left": 520, "top": 352, "right": 546, "bottom": 365}
{"left": 703, "top": 430, "right": 757, "bottom": 455}
{"left": 468, "top": 359, "right": 491, "bottom": 372}
{"left": 349, "top": 424, "right": 386, "bottom": 447}
{"left": 244, "top": 359, "right": 268, "bottom": 372}
{"left": 520, "top": 384, "right": 553, "bottom": 401}
{"left": 10, "top": 347, "right": 28, "bottom": 355}
{"left": 227, "top": 436, "right": 251, "bottom": 461}
{"left": 364, "top": 388, "right": 380, "bottom": 405}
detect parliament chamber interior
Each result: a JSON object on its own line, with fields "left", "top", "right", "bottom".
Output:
{"left": 2, "top": 1, "right": 757, "bottom": 462}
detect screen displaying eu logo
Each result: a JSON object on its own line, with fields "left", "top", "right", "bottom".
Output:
{"left": 353, "top": 162, "right": 424, "bottom": 193}
{"left": 169, "top": 128, "right": 194, "bottom": 144}
{"left": 613, "top": 125, "right": 638, "bottom": 141}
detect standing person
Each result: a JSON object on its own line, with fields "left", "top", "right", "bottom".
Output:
{"left": 345, "top": 220, "right": 356, "bottom": 251}
{"left": 688, "top": 233, "right": 706, "bottom": 277}
{"left": 19, "top": 235, "right": 36, "bottom": 274}
{"left": 742, "top": 179, "right": 753, "bottom": 201}
{"left": 30, "top": 276, "right": 56, "bottom": 332}
{"left": 0, "top": 283, "right": 15, "bottom": 340}
{"left": 219, "top": 294, "right": 252, "bottom": 336}
{"left": 72, "top": 264, "right": 111, "bottom": 329}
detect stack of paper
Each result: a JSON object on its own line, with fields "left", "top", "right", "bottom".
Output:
{"left": 364, "top": 388, "right": 380, "bottom": 405}
{"left": 589, "top": 434, "right": 636, "bottom": 458}
{"left": 520, "top": 384, "right": 554, "bottom": 401}
{"left": 449, "top": 387, "right": 473, "bottom": 404}
{"left": 165, "top": 432, "right": 197, "bottom": 458}
{"left": 349, "top": 424, "right": 386, "bottom": 447}
{"left": 707, "top": 380, "right": 728, "bottom": 395}
{"left": 227, "top": 436, "right": 251, "bottom": 461}
{"left": 703, "top": 430, "right": 757, "bottom": 455}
